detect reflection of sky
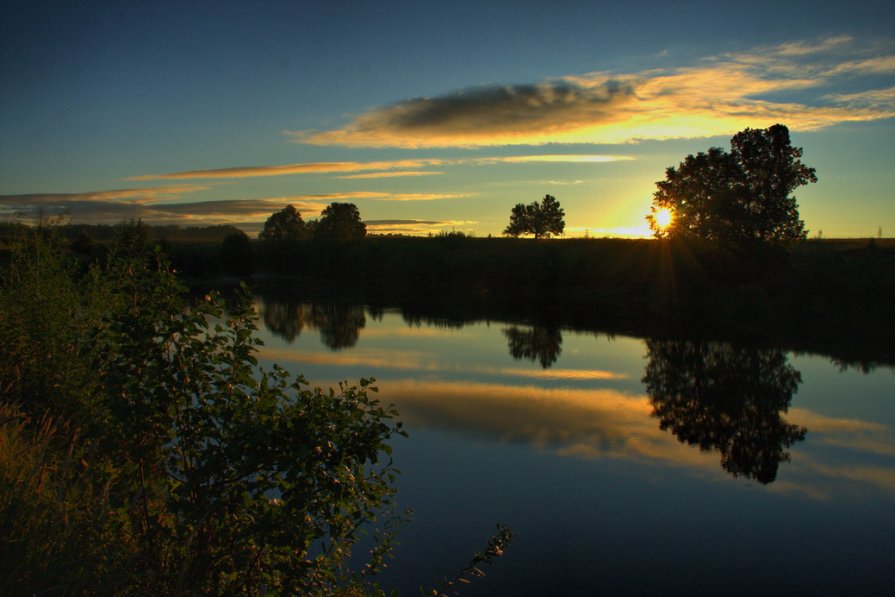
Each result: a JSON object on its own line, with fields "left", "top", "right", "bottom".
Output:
{"left": 255, "top": 307, "right": 895, "bottom": 499}
{"left": 254, "top": 305, "right": 895, "bottom": 594}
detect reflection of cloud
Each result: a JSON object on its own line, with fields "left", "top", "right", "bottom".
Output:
{"left": 499, "top": 367, "right": 627, "bottom": 381}
{"left": 259, "top": 338, "right": 895, "bottom": 497}
{"left": 291, "top": 36, "right": 895, "bottom": 148}
{"left": 381, "top": 378, "right": 895, "bottom": 497}
{"left": 381, "top": 379, "right": 713, "bottom": 470}
{"left": 259, "top": 347, "right": 434, "bottom": 372}
{"left": 789, "top": 408, "right": 894, "bottom": 456}
{"left": 258, "top": 345, "right": 627, "bottom": 381}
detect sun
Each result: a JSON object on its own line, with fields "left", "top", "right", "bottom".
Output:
{"left": 654, "top": 207, "right": 673, "bottom": 230}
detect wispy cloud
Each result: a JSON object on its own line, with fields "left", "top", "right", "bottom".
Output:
{"left": 290, "top": 36, "right": 895, "bottom": 148}
{"left": 1, "top": 186, "right": 471, "bottom": 228}
{"left": 366, "top": 219, "right": 477, "bottom": 235}
{"left": 129, "top": 159, "right": 449, "bottom": 181}
{"left": 0, "top": 185, "right": 210, "bottom": 207}
{"left": 0, "top": 185, "right": 212, "bottom": 222}
{"left": 132, "top": 154, "right": 631, "bottom": 183}
{"left": 773, "top": 34, "right": 854, "bottom": 57}
{"left": 337, "top": 170, "right": 444, "bottom": 179}
{"left": 479, "top": 154, "right": 634, "bottom": 164}
{"left": 268, "top": 191, "right": 470, "bottom": 202}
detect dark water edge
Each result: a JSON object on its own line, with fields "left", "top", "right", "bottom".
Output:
{"left": 199, "top": 252, "right": 895, "bottom": 373}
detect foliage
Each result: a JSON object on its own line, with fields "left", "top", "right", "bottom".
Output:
{"left": 0, "top": 224, "right": 406, "bottom": 594}
{"left": 315, "top": 203, "right": 367, "bottom": 243}
{"left": 429, "top": 525, "right": 514, "bottom": 596}
{"left": 259, "top": 204, "right": 310, "bottom": 242}
{"left": 648, "top": 124, "right": 816, "bottom": 245}
{"left": 0, "top": 404, "right": 116, "bottom": 594}
{"left": 503, "top": 194, "right": 565, "bottom": 239}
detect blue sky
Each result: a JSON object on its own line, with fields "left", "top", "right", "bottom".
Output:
{"left": 1, "top": 0, "right": 893, "bottom": 237}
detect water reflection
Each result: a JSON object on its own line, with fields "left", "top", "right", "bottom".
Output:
{"left": 503, "top": 325, "right": 563, "bottom": 368}
{"left": 261, "top": 298, "right": 366, "bottom": 350}
{"left": 642, "top": 339, "right": 807, "bottom": 484}
{"left": 262, "top": 301, "right": 307, "bottom": 343}
{"left": 255, "top": 300, "right": 895, "bottom": 494}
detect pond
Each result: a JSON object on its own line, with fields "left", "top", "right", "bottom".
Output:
{"left": 254, "top": 295, "right": 895, "bottom": 595}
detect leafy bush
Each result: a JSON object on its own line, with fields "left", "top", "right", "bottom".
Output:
{"left": 0, "top": 225, "right": 406, "bottom": 594}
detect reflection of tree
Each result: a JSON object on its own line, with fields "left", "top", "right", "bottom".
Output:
{"left": 310, "top": 303, "right": 366, "bottom": 350}
{"left": 642, "top": 339, "right": 806, "bottom": 484}
{"left": 261, "top": 299, "right": 366, "bottom": 349}
{"left": 262, "top": 300, "right": 307, "bottom": 343}
{"left": 503, "top": 325, "right": 563, "bottom": 369}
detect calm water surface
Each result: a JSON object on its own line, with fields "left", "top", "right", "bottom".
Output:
{"left": 255, "top": 298, "right": 895, "bottom": 595}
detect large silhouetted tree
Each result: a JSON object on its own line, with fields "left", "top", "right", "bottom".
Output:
{"left": 642, "top": 339, "right": 807, "bottom": 484}
{"left": 504, "top": 195, "right": 565, "bottom": 239}
{"left": 647, "top": 124, "right": 816, "bottom": 245}
{"left": 259, "top": 205, "right": 309, "bottom": 242}
{"left": 314, "top": 203, "right": 366, "bottom": 243}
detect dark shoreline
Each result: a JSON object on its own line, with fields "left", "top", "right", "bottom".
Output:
{"left": 4, "top": 227, "right": 892, "bottom": 367}
{"left": 192, "top": 236, "right": 895, "bottom": 370}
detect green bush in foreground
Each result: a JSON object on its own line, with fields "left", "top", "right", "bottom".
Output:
{"left": 0, "top": 225, "right": 406, "bottom": 594}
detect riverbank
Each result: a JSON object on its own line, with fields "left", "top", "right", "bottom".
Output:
{"left": 229, "top": 236, "right": 895, "bottom": 368}
{"left": 3, "top": 227, "right": 892, "bottom": 365}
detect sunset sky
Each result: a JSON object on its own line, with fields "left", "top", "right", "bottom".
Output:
{"left": 2, "top": 0, "right": 893, "bottom": 238}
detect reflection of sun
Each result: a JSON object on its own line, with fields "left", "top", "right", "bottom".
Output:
{"left": 654, "top": 207, "right": 673, "bottom": 230}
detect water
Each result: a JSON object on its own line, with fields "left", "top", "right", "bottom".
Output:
{"left": 254, "top": 297, "right": 895, "bottom": 595}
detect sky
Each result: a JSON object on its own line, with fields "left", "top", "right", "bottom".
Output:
{"left": 1, "top": 0, "right": 893, "bottom": 238}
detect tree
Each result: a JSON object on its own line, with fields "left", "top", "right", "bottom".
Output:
{"left": 259, "top": 204, "right": 308, "bottom": 242}
{"left": 0, "top": 225, "right": 404, "bottom": 594}
{"left": 314, "top": 202, "right": 367, "bottom": 242}
{"left": 1, "top": 224, "right": 514, "bottom": 595}
{"left": 647, "top": 124, "right": 817, "bottom": 245}
{"left": 503, "top": 194, "right": 565, "bottom": 239}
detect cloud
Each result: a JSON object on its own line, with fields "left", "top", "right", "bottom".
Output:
{"left": 773, "top": 35, "right": 854, "bottom": 57}
{"left": 0, "top": 185, "right": 210, "bottom": 207}
{"left": 290, "top": 36, "right": 895, "bottom": 148}
{"left": 337, "top": 170, "right": 443, "bottom": 179}
{"left": 479, "top": 154, "right": 634, "bottom": 164}
{"left": 0, "top": 185, "right": 212, "bottom": 222}
{"left": 1, "top": 183, "right": 473, "bottom": 230}
{"left": 366, "top": 219, "right": 477, "bottom": 235}
{"left": 367, "top": 192, "right": 470, "bottom": 201}
{"left": 130, "top": 159, "right": 449, "bottom": 181}
{"left": 262, "top": 191, "right": 470, "bottom": 202}
{"left": 129, "top": 153, "right": 630, "bottom": 186}
{"left": 0, "top": 188, "right": 309, "bottom": 226}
